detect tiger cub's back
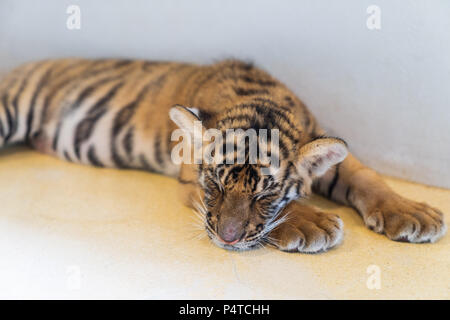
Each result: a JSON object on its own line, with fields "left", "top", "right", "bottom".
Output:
{"left": 0, "top": 58, "right": 206, "bottom": 175}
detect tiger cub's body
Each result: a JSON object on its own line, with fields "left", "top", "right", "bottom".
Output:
{"left": 0, "top": 59, "right": 313, "bottom": 175}
{"left": 0, "top": 58, "right": 445, "bottom": 253}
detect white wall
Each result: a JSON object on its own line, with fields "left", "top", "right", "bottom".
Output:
{"left": 1, "top": 0, "right": 449, "bottom": 188}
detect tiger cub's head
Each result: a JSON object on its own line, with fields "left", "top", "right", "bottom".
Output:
{"left": 170, "top": 105, "right": 348, "bottom": 250}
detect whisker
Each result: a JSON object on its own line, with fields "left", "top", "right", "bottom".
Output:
{"left": 191, "top": 221, "right": 204, "bottom": 229}
{"left": 190, "top": 212, "right": 205, "bottom": 227}
{"left": 188, "top": 221, "right": 205, "bottom": 231}
{"left": 196, "top": 189, "right": 207, "bottom": 212}
{"left": 255, "top": 240, "right": 272, "bottom": 253}
{"left": 192, "top": 201, "right": 207, "bottom": 216}
{"left": 267, "top": 206, "right": 288, "bottom": 224}
{"left": 187, "top": 231, "right": 208, "bottom": 242}
{"left": 206, "top": 224, "right": 219, "bottom": 240}
{"left": 264, "top": 235, "right": 280, "bottom": 247}
{"left": 263, "top": 214, "right": 288, "bottom": 235}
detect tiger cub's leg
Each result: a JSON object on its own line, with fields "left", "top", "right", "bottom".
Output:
{"left": 268, "top": 201, "right": 344, "bottom": 253}
{"left": 313, "top": 153, "right": 446, "bottom": 243}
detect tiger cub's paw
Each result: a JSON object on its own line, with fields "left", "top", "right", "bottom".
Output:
{"left": 364, "top": 195, "right": 446, "bottom": 243}
{"left": 269, "top": 208, "right": 344, "bottom": 253}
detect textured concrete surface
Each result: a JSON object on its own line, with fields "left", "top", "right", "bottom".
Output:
{"left": 0, "top": 146, "right": 448, "bottom": 299}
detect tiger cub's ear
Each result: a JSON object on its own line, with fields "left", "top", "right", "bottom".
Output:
{"left": 169, "top": 105, "right": 204, "bottom": 137}
{"left": 295, "top": 137, "right": 348, "bottom": 178}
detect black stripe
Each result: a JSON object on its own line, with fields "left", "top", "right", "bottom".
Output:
{"left": 223, "top": 103, "right": 299, "bottom": 142}
{"left": 110, "top": 80, "right": 154, "bottom": 167}
{"left": 39, "top": 59, "right": 133, "bottom": 136}
{"left": 239, "top": 75, "right": 276, "bottom": 87}
{"left": 284, "top": 96, "right": 295, "bottom": 107}
{"left": 36, "top": 64, "right": 95, "bottom": 133}
{"left": 87, "top": 146, "right": 104, "bottom": 167}
{"left": 224, "top": 60, "right": 254, "bottom": 71}
{"left": 233, "top": 87, "right": 269, "bottom": 96}
{"left": 1, "top": 94, "right": 13, "bottom": 142}
{"left": 327, "top": 164, "right": 340, "bottom": 198}
{"left": 52, "top": 123, "right": 62, "bottom": 150}
{"left": 90, "top": 59, "right": 132, "bottom": 74}
{"left": 139, "top": 154, "right": 157, "bottom": 172}
{"left": 258, "top": 209, "right": 272, "bottom": 219}
{"left": 252, "top": 97, "right": 291, "bottom": 112}
{"left": 7, "top": 72, "right": 31, "bottom": 142}
{"left": 224, "top": 165, "right": 244, "bottom": 185}
{"left": 248, "top": 166, "right": 260, "bottom": 193}
{"left": 77, "top": 59, "right": 132, "bottom": 77}
{"left": 282, "top": 162, "right": 293, "bottom": 182}
{"left": 112, "top": 103, "right": 137, "bottom": 136}
{"left": 257, "top": 105, "right": 298, "bottom": 137}
{"left": 5, "top": 63, "right": 44, "bottom": 143}
{"left": 111, "top": 150, "right": 128, "bottom": 168}
{"left": 73, "top": 108, "right": 108, "bottom": 159}
{"left": 141, "top": 60, "right": 168, "bottom": 72}
{"left": 122, "top": 126, "right": 134, "bottom": 159}
{"left": 282, "top": 181, "right": 295, "bottom": 200}
{"left": 0, "top": 77, "right": 20, "bottom": 141}
{"left": 63, "top": 150, "right": 72, "bottom": 162}
{"left": 296, "top": 179, "right": 303, "bottom": 195}
{"left": 50, "top": 75, "right": 126, "bottom": 150}
{"left": 25, "top": 66, "right": 53, "bottom": 142}
{"left": 71, "top": 82, "right": 124, "bottom": 158}
{"left": 216, "top": 123, "right": 295, "bottom": 160}
{"left": 70, "top": 75, "right": 125, "bottom": 111}
{"left": 113, "top": 59, "right": 133, "bottom": 68}
{"left": 217, "top": 114, "right": 259, "bottom": 127}
{"left": 154, "top": 132, "right": 165, "bottom": 168}
{"left": 262, "top": 176, "right": 272, "bottom": 190}
{"left": 50, "top": 60, "right": 88, "bottom": 80}
{"left": 112, "top": 67, "right": 181, "bottom": 167}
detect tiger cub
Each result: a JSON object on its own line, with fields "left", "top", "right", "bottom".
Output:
{"left": 0, "top": 58, "right": 445, "bottom": 252}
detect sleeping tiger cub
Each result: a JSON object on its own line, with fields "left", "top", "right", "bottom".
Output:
{"left": 0, "top": 58, "right": 446, "bottom": 252}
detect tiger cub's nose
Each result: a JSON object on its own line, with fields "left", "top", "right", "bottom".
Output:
{"left": 218, "top": 219, "right": 242, "bottom": 245}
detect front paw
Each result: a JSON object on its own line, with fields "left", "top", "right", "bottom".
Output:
{"left": 364, "top": 195, "right": 446, "bottom": 243}
{"left": 269, "top": 206, "right": 344, "bottom": 253}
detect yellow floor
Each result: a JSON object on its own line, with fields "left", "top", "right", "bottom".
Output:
{"left": 0, "top": 146, "right": 448, "bottom": 299}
